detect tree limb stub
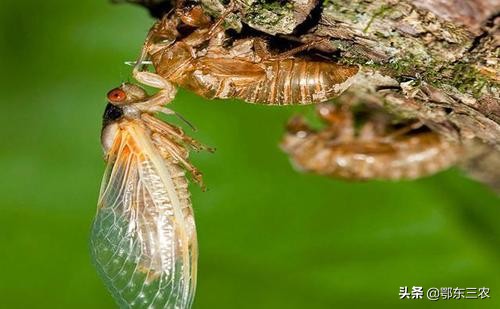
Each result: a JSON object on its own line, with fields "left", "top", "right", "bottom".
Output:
{"left": 120, "top": 0, "right": 499, "bottom": 150}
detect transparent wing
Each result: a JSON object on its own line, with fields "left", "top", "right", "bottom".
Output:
{"left": 91, "top": 123, "right": 197, "bottom": 309}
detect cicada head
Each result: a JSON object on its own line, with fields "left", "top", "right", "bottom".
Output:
{"left": 107, "top": 83, "right": 148, "bottom": 105}
{"left": 101, "top": 83, "right": 150, "bottom": 155}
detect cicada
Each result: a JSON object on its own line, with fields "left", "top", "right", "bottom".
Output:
{"left": 132, "top": 5, "right": 359, "bottom": 106}
{"left": 91, "top": 83, "right": 209, "bottom": 308}
{"left": 281, "top": 103, "right": 463, "bottom": 180}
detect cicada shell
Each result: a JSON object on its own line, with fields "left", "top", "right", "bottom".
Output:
{"left": 91, "top": 83, "right": 206, "bottom": 308}
{"left": 133, "top": 6, "right": 359, "bottom": 106}
{"left": 281, "top": 103, "right": 464, "bottom": 180}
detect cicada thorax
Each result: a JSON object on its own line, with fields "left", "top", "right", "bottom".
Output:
{"left": 151, "top": 41, "right": 195, "bottom": 82}
{"left": 281, "top": 104, "right": 464, "bottom": 180}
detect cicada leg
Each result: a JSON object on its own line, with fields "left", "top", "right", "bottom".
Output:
{"left": 142, "top": 113, "right": 215, "bottom": 153}
{"left": 152, "top": 133, "right": 205, "bottom": 188}
{"left": 131, "top": 12, "right": 180, "bottom": 105}
{"left": 206, "top": 0, "right": 236, "bottom": 37}
{"left": 130, "top": 69, "right": 178, "bottom": 110}
{"left": 181, "top": 0, "right": 236, "bottom": 47}
{"left": 132, "top": 38, "right": 178, "bottom": 111}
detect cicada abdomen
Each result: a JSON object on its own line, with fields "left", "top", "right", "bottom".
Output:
{"left": 281, "top": 104, "right": 463, "bottom": 180}
{"left": 91, "top": 83, "right": 206, "bottom": 308}
{"left": 242, "top": 58, "right": 358, "bottom": 105}
{"left": 178, "top": 56, "right": 359, "bottom": 105}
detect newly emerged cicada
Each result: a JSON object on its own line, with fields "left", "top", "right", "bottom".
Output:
{"left": 132, "top": 5, "right": 359, "bottom": 106}
{"left": 91, "top": 83, "right": 209, "bottom": 308}
{"left": 281, "top": 103, "right": 463, "bottom": 180}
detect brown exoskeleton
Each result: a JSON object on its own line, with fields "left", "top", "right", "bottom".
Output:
{"left": 132, "top": 4, "right": 359, "bottom": 106}
{"left": 281, "top": 103, "right": 464, "bottom": 180}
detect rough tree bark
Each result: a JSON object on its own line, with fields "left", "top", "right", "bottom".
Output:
{"left": 118, "top": 0, "right": 500, "bottom": 190}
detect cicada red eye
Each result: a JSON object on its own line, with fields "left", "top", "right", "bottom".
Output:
{"left": 107, "top": 88, "right": 127, "bottom": 103}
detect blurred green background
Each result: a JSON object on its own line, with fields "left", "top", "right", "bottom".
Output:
{"left": 0, "top": 0, "right": 499, "bottom": 308}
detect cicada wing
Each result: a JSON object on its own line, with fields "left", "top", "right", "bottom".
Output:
{"left": 91, "top": 124, "right": 197, "bottom": 309}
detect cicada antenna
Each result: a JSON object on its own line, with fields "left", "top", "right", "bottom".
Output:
{"left": 175, "top": 111, "right": 198, "bottom": 132}
{"left": 158, "top": 107, "right": 198, "bottom": 132}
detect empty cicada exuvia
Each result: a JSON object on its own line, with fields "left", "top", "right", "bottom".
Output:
{"left": 131, "top": 5, "right": 359, "bottom": 106}
{"left": 91, "top": 83, "right": 211, "bottom": 308}
{"left": 281, "top": 103, "right": 464, "bottom": 180}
